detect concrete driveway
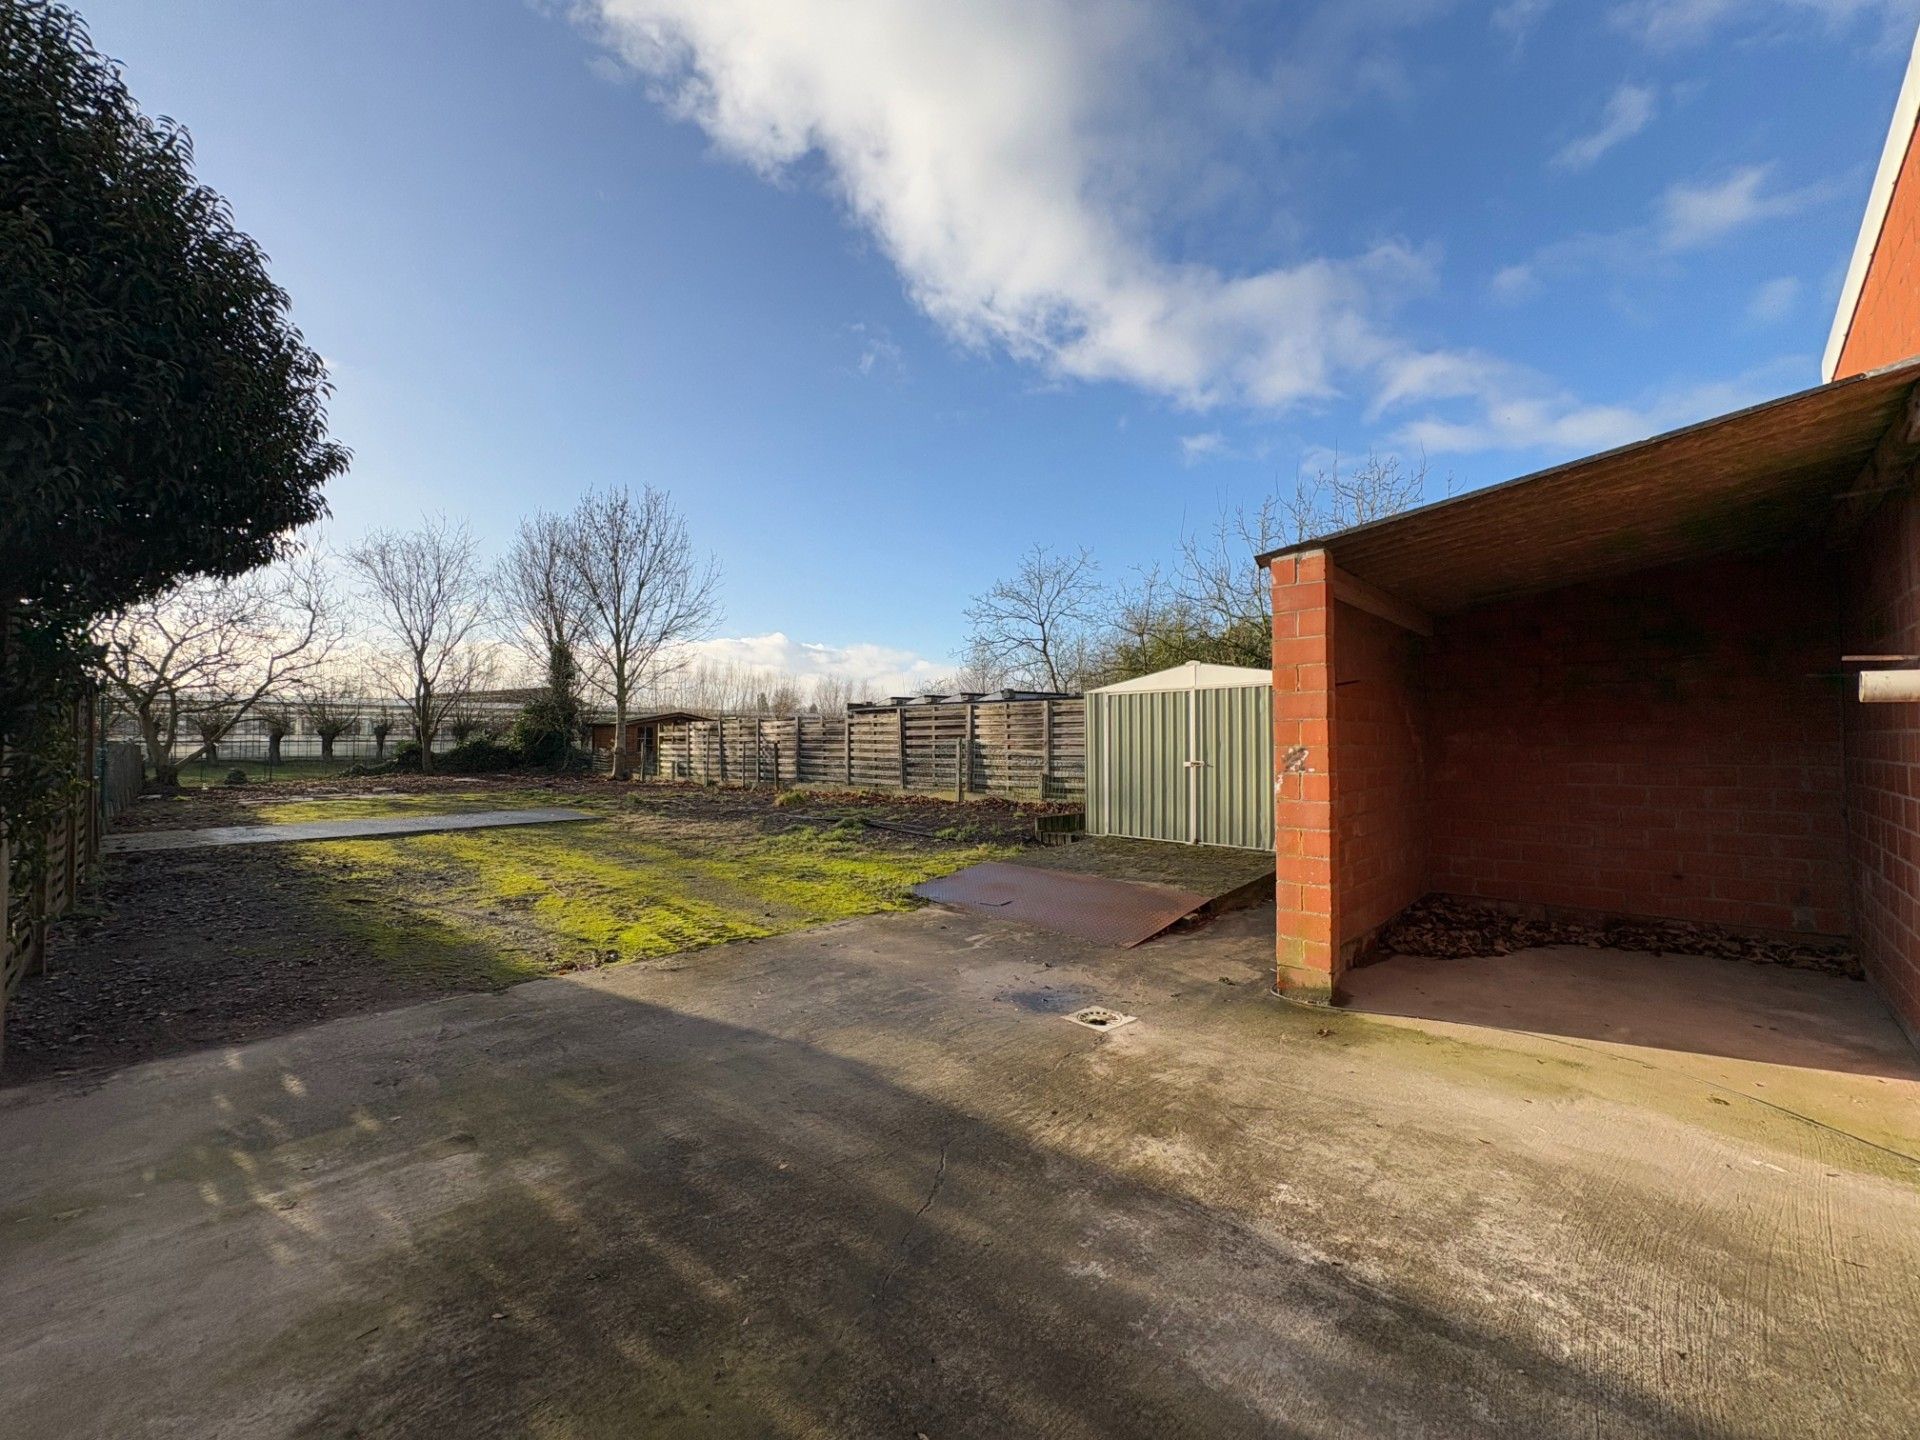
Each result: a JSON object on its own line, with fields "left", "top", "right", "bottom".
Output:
{"left": 2, "top": 906, "right": 1916, "bottom": 1438}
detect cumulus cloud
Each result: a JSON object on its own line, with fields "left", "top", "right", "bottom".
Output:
{"left": 1551, "top": 84, "right": 1658, "bottom": 172}
{"left": 577, "top": 0, "right": 1450, "bottom": 413}
{"left": 676, "top": 632, "right": 950, "bottom": 696}
{"left": 571, "top": 0, "right": 1816, "bottom": 465}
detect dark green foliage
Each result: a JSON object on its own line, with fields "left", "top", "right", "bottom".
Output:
{"left": 438, "top": 738, "right": 523, "bottom": 774}
{"left": 510, "top": 641, "right": 584, "bottom": 768}
{"left": 381, "top": 737, "right": 526, "bottom": 776}
{"left": 1, "top": 1, "right": 344, "bottom": 889}
{"left": 1, "top": 0, "right": 345, "bottom": 622}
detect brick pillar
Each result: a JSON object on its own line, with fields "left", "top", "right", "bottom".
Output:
{"left": 1271, "top": 551, "right": 1337, "bottom": 1002}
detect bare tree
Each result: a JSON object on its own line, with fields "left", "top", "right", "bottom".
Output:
{"left": 346, "top": 518, "right": 494, "bottom": 773}
{"left": 497, "top": 511, "right": 588, "bottom": 669}
{"left": 257, "top": 700, "right": 296, "bottom": 766}
{"left": 297, "top": 688, "right": 361, "bottom": 761}
{"left": 1280, "top": 450, "right": 1430, "bottom": 545}
{"left": 95, "top": 555, "right": 337, "bottom": 786}
{"left": 962, "top": 544, "right": 1100, "bottom": 692}
{"left": 566, "top": 486, "right": 721, "bottom": 777}
{"left": 189, "top": 701, "right": 239, "bottom": 767}
{"left": 1166, "top": 452, "right": 1432, "bottom": 668}
{"left": 808, "top": 674, "right": 859, "bottom": 714}
{"left": 947, "top": 639, "right": 1012, "bottom": 694}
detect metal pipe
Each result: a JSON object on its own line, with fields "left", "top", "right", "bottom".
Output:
{"left": 1858, "top": 669, "right": 1920, "bottom": 703}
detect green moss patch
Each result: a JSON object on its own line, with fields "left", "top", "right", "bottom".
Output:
{"left": 287, "top": 813, "right": 1007, "bottom": 984}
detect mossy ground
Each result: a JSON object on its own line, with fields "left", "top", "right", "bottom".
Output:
{"left": 280, "top": 796, "right": 1009, "bottom": 985}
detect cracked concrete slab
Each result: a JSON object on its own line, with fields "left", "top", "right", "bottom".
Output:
{"left": 1, "top": 907, "right": 1916, "bottom": 1437}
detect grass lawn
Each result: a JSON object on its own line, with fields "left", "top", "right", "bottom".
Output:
{"left": 171, "top": 754, "right": 369, "bottom": 787}
{"left": 8, "top": 779, "right": 1032, "bottom": 1083}
{"left": 265, "top": 788, "right": 1010, "bottom": 987}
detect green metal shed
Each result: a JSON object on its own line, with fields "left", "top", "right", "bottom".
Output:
{"left": 1084, "top": 662, "right": 1273, "bottom": 851}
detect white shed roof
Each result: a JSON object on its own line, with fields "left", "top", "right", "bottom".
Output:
{"left": 1088, "top": 661, "right": 1271, "bottom": 695}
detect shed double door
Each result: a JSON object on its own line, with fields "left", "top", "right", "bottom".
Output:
{"left": 1087, "top": 686, "right": 1273, "bottom": 851}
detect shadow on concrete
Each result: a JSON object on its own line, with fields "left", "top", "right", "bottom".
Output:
{"left": 5, "top": 981, "right": 1728, "bottom": 1440}
{"left": 1342, "top": 944, "right": 1920, "bottom": 1081}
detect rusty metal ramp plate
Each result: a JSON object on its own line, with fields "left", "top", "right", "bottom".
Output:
{"left": 912, "top": 862, "right": 1210, "bottom": 947}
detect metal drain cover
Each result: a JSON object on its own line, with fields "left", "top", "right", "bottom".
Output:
{"left": 1067, "top": 1006, "right": 1137, "bottom": 1031}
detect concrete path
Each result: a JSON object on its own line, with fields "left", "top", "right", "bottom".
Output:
{"left": 2, "top": 908, "right": 1917, "bottom": 1437}
{"left": 103, "top": 807, "right": 596, "bottom": 854}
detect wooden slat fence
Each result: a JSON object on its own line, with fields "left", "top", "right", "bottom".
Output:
{"left": 654, "top": 698, "right": 1085, "bottom": 802}
{"left": 3, "top": 699, "right": 140, "bottom": 1067}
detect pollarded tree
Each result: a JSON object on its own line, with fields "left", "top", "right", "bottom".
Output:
{"left": 297, "top": 688, "right": 361, "bottom": 761}
{"left": 565, "top": 486, "right": 720, "bottom": 778}
{"left": 2, "top": 0, "right": 343, "bottom": 860}
{"left": 257, "top": 701, "right": 295, "bottom": 766}
{"left": 95, "top": 555, "right": 338, "bottom": 786}
{"left": 190, "top": 702, "right": 237, "bottom": 767}
{"left": 347, "top": 519, "right": 494, "bottom": 773}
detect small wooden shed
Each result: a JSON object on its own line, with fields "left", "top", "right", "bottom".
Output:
{"left": 587, "top": 711, "right": 710, "bottom": 776}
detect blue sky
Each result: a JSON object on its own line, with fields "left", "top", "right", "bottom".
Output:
{"left": 79, "top": 0, "right": 1920, "bottom": 690}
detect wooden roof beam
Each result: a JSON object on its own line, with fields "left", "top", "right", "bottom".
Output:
{"left": 1329, "top": 564, "right": 1434, "bottom": 638}
{"left": 1826, "top": 383, "right": 1920, "bottom": 549}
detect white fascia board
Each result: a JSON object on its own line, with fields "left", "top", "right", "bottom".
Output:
{"left": 1825, "top": 25, "right": 1920, "bottom": 382}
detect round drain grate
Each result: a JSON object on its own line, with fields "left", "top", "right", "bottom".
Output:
{"left": 1067, "top": 1006, "right": 1138, "bottom": 1031}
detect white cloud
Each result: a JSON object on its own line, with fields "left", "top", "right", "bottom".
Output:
{"left": 1551, "top": 84, "right": 1658, "bottom": 172}
{"left": 578, "top": 0, "right": 1443, "bottom": 413}
{"left": 1493, "top": 0, "right": 1556, "bottom": 49}
{"left": 676, "top": 632, "right": 950, "bottom": 697}
{"left": 845, "top": 322, "right": 904, "bottom": 377}
{"left": 1390, "top": 363, "right": 1800, "bottom": 456}
{"left": 572, "top": 1, "right": 1824, "bottom": 464}
{"left": 1746, "top": 275, "right": 1801, "bottom": 323}
{"left": 1494, "top": 164, "right": 1826, "bottom": 303}
{"left": 1658, "top": 165, "right": 1822, "bottom": 250}
{"left": 1179, "top": 430, "right": 1229, "bottom": 463}
{"left": 1489, "top": 262, "right": 1543, "bottom": 303}
{"left": 1612, "top": 0, "right": 1920, "bottom": 50}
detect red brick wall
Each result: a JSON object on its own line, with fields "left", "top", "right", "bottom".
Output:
{"left": 1332, "top": 601, "right": 1428, "bottom": 961}
{"left": 1271, "top": 552, "right": 1335, "bottom": 1000}
{"left": 1836, "top": 123, "right": 1920, "bottom": 379}
{"left": 1844, "top": 479, "right": 1920, "bottom": 1038}
{"left": 1426, "top": 555, "right": 1851, "bottom": 937}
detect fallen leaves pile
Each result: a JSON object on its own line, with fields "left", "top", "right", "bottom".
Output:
{"left": 1376, "top": 894, "right": 1864, "bottom": 980}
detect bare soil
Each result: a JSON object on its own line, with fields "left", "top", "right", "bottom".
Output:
{"left": 6, "top": 777, "right": 1060, "bottom": 1087}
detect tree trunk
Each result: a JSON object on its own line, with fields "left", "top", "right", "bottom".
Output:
{"left": 142, "top": 714, "right": 178, "bottom": 788}
{"left": 374, "top": 732, "right": 387, "bottom": 758}
{"left": 415, "top": 684, "right": 434, "bottom": 774}
{"left": 610, "top": 693, "right": 631, "bottom": 779}
{"left": 267, "top": 733, "right": 283, "bottom": 765}
{"left": 319, "top": 732, "right": 335, "bottom": 759}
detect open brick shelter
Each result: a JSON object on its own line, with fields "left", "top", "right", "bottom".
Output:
{"left": 1263, "top": 32, "right": 1920, "bottom": 1041}
{"left": 1262, "top": 359, "right": 1920, "bottom": 1039}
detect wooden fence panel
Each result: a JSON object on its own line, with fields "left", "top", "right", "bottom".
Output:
{"left": 646, "top": 699, "right": 1086, "bottom": 802}
{"left": 3, "top": 695, "right": 121, "bottom": 1068}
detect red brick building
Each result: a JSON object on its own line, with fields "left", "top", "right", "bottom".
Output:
{"left": 1265, "top": 35, "right": 1920, "bottom": 1039}
{"left": 1825, "top": 28, "right": 1920, "bottom": 383}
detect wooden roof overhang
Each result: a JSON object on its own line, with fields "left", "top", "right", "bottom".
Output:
{"left": 1256, "top": 357, "right": 1920, "bottom": 620}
